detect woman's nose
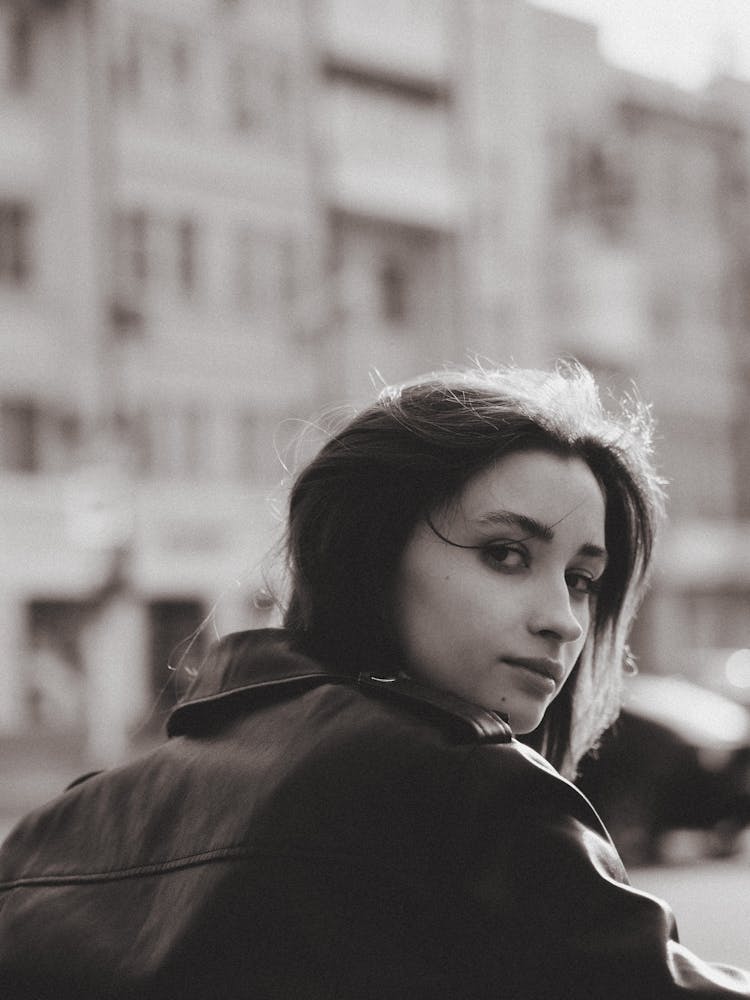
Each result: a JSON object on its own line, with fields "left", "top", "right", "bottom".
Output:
{"left": 528, "top": 580, "right": 585, "bottom": 644}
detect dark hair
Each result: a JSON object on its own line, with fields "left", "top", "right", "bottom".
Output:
{"left": 283, "top": 363, "right": 665, "bottom": 777}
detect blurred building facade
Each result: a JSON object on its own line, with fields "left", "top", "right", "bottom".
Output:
{"left": 1, "top": 0, "right": 749, "bottom": 762}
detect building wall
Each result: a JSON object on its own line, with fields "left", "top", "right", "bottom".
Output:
{"left": 530, "top": 17, "right": 750, "bottom": 682}
{"left": 0, "top": 0, "right": 320, "bottom": 757}
{"left": 1, "top": 0, "right": 750, "bottom": 760}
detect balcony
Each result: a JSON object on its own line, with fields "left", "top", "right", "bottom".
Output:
{"left": 316, "top": 0, "right": 450, "bottom": 87}
{"left": 320, "top": 82, "right": 460, "bottom": 228}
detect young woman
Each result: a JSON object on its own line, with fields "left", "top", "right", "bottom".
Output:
{"left": 1, "top": 363, "right": 748, "bottom": 999}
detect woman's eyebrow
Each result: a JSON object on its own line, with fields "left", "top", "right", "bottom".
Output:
{"left": 478, "top": 509, "right": 608, "bottom": 563}
{"left": 477, "top": 509, "right": 555, "bottom": 541}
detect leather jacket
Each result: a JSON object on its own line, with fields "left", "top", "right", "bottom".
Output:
{"left": 1, "top": 628, "right": 748, "bottom": 999}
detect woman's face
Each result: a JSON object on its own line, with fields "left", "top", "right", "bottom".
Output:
{"left": 394, "top": 450, "right": 607, "bottom": 734}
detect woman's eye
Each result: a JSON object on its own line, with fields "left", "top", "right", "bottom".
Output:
{"left": 566, "top": 572, "right": 600, "bottom": 596}
{"left": 482, "top": 543, "right": 528, "bottom": 570}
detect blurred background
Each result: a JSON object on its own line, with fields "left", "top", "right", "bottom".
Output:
{"left": 1, "top": 0, "right": 750, "bottom": 961}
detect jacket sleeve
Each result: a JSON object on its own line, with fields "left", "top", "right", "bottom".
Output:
{"left": 443, "top": 741, "right": 750, "bottom": 999}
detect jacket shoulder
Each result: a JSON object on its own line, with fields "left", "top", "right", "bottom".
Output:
{"left": 356, "top": 672, "right": 513, "bottom": 745}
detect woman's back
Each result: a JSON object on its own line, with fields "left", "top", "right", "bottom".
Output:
{"left": 0, "top": 630, "right": 511, "bottom": 998}
{"left": 2, "top": 629, "right": 749, "bottom": 999}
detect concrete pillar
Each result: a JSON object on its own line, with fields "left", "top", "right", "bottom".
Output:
{"left": 0, "top": 596, "right": 28, "bottom": 733}
{"left": 79, "top": 591, "right": 148, "bottom": 768}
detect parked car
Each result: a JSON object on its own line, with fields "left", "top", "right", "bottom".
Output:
{"left": 576, "top": 673, "right": 750, "bottom": 866}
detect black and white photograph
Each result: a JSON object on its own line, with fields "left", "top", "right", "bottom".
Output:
{"left": 1, "top": 0, "right": 750, "bottom": 995}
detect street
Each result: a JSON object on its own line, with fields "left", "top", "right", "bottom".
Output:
{"left": 631, "top": 851, "right": 750, "bottom": 968}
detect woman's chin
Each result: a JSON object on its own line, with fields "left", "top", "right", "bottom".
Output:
{"left": 498, "top": 703, "right": 546, "bottom": 735}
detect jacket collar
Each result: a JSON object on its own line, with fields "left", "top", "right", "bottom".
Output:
{"left": 167, "top": 627, "right": 513, "bottom": 745}
{"left": 166, "top": 628, "right": 345, "bottom": 737}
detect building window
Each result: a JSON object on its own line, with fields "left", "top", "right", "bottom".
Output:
{"left": 111, "top": 19, "right": 195, "bottom": 124}
{"left": 161, "top": 27, "right": 195, "bottom": 123}
{"left": 177, "top": 217, "right": 197, "bottom": 295}
{"left": 228, "top": 46, "right": 291, "bottom": 146}
{"left": 552, "top": 131, "right": 632, "bottom": 239}
{"left": 171, "top": 35, "right": 190, "bottom": 88}
{"left": 0, "top": 201, "right": 31, "bottom": 285}
{"left": 110, "top": 25, "right": 144, "bottom": 102}
{"left": 58, "top": 412, "right": 81, "bottom": 452}
{"left": 378, "top": 256, "right": 409, "bottom": 324}
{"left": 129, "top": 210, "right": 149, "bottom": 283}
{"left": 47, "top": 410, "right": 82, "bottom": 472}
{"left": 279, "top": 235, "right": 296, "bottom": 306}
{"left": 739, "top": 262, "right": 750, "bottom": 335}
{"left": 1, "top": 399, "right": 39, "bottom": 472}
{"left": 7, "top": 9, "right": 33, "bottom": 91}
{"left": 0, "top": 403, "right": 81, "bottom": 474}
{"left": 115, "top": 209, "right": 202, "bottom": 301}
{"left": 127, "top": 408, "right": 153, "bottom": 476}
{"left": 114, "top": 208, "right": 149, "bottom": 291}
{"left": 183, "top": 405, "right": 203, "bottom": 476}
{"left": 122, "top": 26, "right": 142, "bottom": 99}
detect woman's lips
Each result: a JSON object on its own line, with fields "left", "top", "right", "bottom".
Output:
{"left": 503, "top": 657, "right": 564, "bottom": 689}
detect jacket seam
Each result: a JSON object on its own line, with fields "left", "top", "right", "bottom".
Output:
{"left": 0, "top": 842, "right": 447, "bottom": 892}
